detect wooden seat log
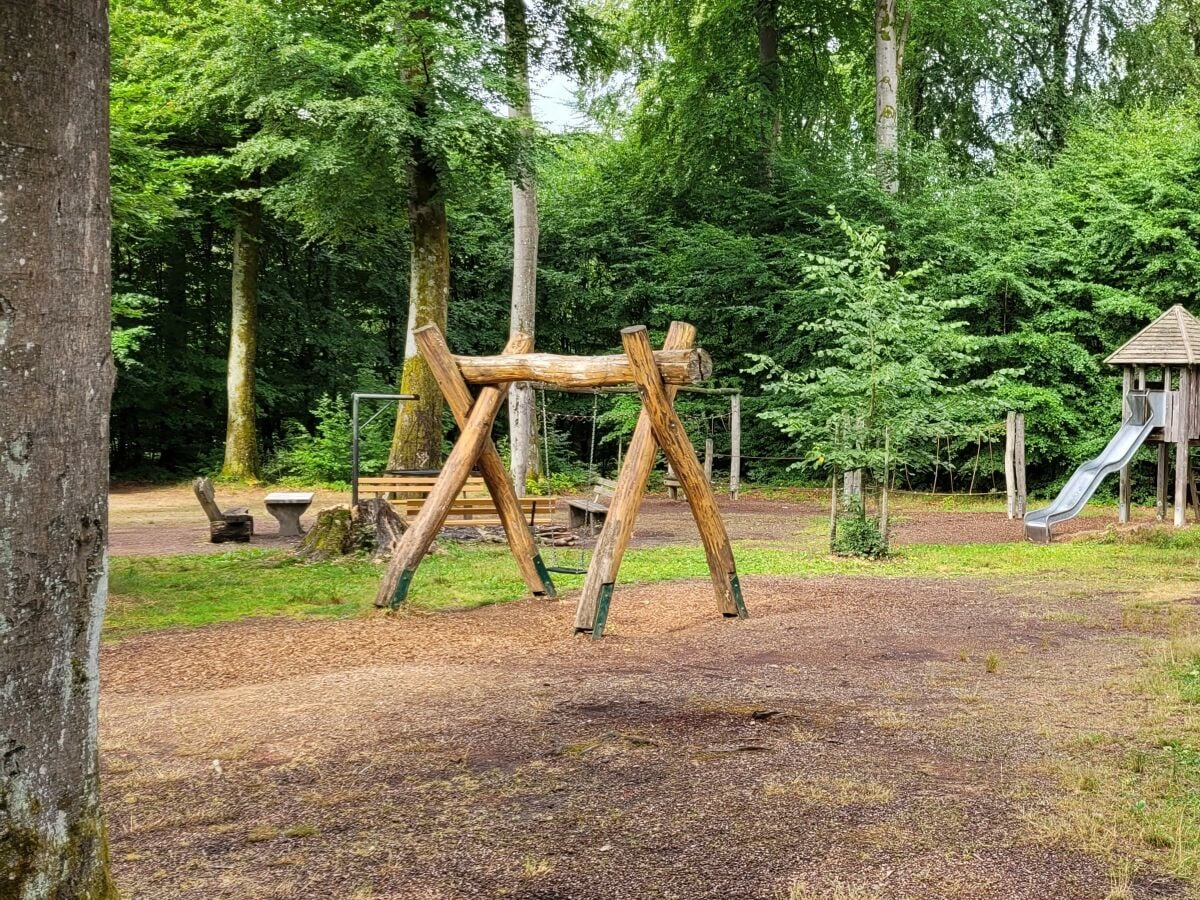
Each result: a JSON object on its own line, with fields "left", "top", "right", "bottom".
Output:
{"left": 375, "top": 331, "right": 550, "bottom": 608}
{"left": 621, "top": 325, "right": 746, "bottom": 622}
{"left": 452, "top": 348, "right": 711, "bottom": 388}
{"left": 573, "top": 322, "right": 697, "bottom": 636}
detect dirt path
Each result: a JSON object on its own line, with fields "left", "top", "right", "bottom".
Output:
{"left": 101, "top": 575, "right": 1182, "bottom": 899}
{"left": 110, "top": 484, "right": 1143, "bottom": 556}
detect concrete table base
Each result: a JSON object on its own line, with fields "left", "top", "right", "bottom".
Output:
{"left": 264, "top": 492, "right": 315, "bottom": 537}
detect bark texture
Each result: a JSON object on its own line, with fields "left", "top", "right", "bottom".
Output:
{"left": 220, "top": 197, "right": 262, "bottom": 479}
{"left": 0, "top": 1, "right": 119, "bottom": 896}
{"left": 505, "top": 0, "right": 539, "bottom": 495}
{"left": 389, "top": 91, "right": 449, "bottom": 471}
{"left": 874, "top": 0, "right": 908, "bottom": 193}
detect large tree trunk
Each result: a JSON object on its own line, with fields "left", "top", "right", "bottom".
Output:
{"left": 0, "top": 2, "right": 119, "bottom": 895}
{"left": 505, "top": 0, "right": 539, "bottom": 496}
{"left": 389, "top": 79, "right": 449, "bottom": 471}
{"left": 220, "top": 196, "right": 262, "bottom": 479}
{"left": 874, "top": 0, "right": 907, "bottom": 193}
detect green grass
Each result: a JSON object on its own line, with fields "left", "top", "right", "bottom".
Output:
{"left": 106, "top": 532, "right": 1200, "bottom": 639}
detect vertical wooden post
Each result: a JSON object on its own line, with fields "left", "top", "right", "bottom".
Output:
{"left": 729, "top": 393, "right": 741, "bottom": 499}
{"left": 375, "top": 328, "right": 515, "bottom": 607}
{"left": 1157, "top": 442, "right": 1168, "bottom": 522}
{"left": 704, "top": 437, "right": 714, "bottom": 484}
{"left": 880, "top": 428, "right": 891, "bottom": 546}
{"left": 666, "top": 462, "right": 679, "bottom": 501}
{"left": 574, "top": 323, "right": 697, "bottom": 635}
{"left": 1005, "top": 412, "right": 1017, "bottom": 519}
{"left": 410, "top": 327, "right": 554, "bottom": 599}
{"left": 1176, "top": 368, "right": 1189, "bottom": 527}
{"left": 1120, "top": 367, "right": 1133, "bottom": 523}
{"left": 622, "top": 326, "right": 745, "bottom": 620}
{"left": 1015, "top": 413, "right": 1027, "bottom": 518}
{"left": 829, "top": 470, "right": 838, "bottom": 549}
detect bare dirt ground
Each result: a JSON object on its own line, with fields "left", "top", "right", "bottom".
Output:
{"left": 110, "top": 484, "right": 1148, "bottom": 556}
{"left": 102, "top": 572, "right": 1185, "bottom": 898}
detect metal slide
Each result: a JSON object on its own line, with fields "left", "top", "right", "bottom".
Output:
{"left": 1024, "top": 390, "right": 1166, "bottom": 543}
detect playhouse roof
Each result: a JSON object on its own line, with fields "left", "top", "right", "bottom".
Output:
{"left": 1105, "top": 305, "right": 1200, "bottom": 366}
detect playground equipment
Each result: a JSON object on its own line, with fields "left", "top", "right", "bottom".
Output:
{"left": 374, "top": 322, "right": 749, "bottom": 638}
{"left": 1026, "top": 305, "right": 1200, "bottom": 542}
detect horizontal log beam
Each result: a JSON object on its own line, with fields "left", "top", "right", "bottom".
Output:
{"left": 446, "top": 344, "right": 712, "bottom": 388}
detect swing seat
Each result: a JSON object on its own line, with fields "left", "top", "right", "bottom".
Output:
{"left": 545, "top": 564, "right": 589, "bottom": 575}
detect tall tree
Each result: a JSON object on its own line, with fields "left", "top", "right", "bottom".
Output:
{"left": 505, "top": 0, "right": 540, "bottom": 494}
{"left": 389, "top": 9, "right": 451, "bottom": 471}
{"left": 221, "top": 194, "right": 263, "bottom": 478}
{"left": 875, "top": 0, "right": 909, "bottom": 192}
{"left": 0, "top": 1, "right": 119, "bottom": 895}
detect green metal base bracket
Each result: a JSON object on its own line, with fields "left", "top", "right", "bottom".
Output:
{"left": 389, "top": 568, "right": 416, "bottom": 609}
{"left": 532, "top": 554, "right": 558, "bottom": 598}
{"left": 728, "top": 572, "right": 748, "bottom": 619}
{"left": 591, "top": 583, "right": 615, "bottom": 640}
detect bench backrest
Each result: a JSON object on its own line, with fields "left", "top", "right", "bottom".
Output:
{"left": 404, "top": 495, "right": 557, "bottom": 527}
{"left": 192, "top": 477, "right": 224, "bottom": 523}
{"left": 359, "top": 476, "right": 487, "bottom": 497}
{"left": 592, "top": 476, "right": 618, "bottom": 499}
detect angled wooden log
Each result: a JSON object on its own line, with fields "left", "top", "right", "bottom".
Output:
{"left": 574, "top": 322, "right": 696, "bottom": 636}
{"left": 375, "top": 329, "right": 516, "bottom": 608}
{"left": 452, "top": 348, "right": 711, "bottom": 389}
{"left": 415, "top": 326, "right": 555, "bottom": 599}
{"left": 621, "top": 325, "right": 746, "bottom": 621}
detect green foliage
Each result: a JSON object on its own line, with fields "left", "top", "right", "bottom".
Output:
{"left": 266, "top": 393, "right": 389, "bottom": 486}
{"left": 831, "top": 499, "right": 888, "bottom": 559}
{"left": 749, "top": 209, "right": 1003, "bottom": 484}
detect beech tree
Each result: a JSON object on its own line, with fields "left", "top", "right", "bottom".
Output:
{"left": 0, "top": 1, "right": 119, "bottom": 895}
{"left": 505, "top": 0, "right": 540, "bottom": 493}
{"left": 875, "top": 0, "right": 909, "bottom": 192}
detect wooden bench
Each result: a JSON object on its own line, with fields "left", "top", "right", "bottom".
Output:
{"left": 563, "top": 476, "right": 616, "bottom": 528}
{"left": 404, "top": 495, "right": 558, "bottom": 529}
{"left": 192, "top": 477, "right": 253, "bottom": 543}
{"left": 359, "top": 475, "right": 486, "bottom": 501}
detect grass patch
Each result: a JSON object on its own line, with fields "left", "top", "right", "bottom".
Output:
{"left": 107, "top": 535, "right": 1200, "bottom": 638}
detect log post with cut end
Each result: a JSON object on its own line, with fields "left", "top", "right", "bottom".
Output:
{"left": 376, "top": 328, "right": 516, "bottom": 607}
{"left": 574, "top": 322, "right": 696, "bottom": 635}
{"left": 453, "top": 348, "right": 711, "bottom": 388}
{"left": 621, "top": 325, "right": 746, "bottom": 620}
{"left": 415, "top": 326, "right": 554, "bottom": 598}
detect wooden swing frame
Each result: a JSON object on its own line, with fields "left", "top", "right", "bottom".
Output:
{"left": 375, "top": 321, "right": 748, "bottom": 639}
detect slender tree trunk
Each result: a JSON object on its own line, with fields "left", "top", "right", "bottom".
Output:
{"left": 874, "top": 0, "right": 907, "bottom": 193}
{"left": 1047, "top": 0, "right": 1070, "bottom": 149}
{"left": 389, "top": 75, "right": 449, "bottom": 470}
{"left": 505, "top": 0, "right": 539, "bottom": 495}
{"left": 0, "top": 2, "right": 119, "bottom": 895}
{"left": 755, "top": 0, "right": 782, "bottom": 156}
{"left": 221, "top": 196, "right": 262, "bottom": 479}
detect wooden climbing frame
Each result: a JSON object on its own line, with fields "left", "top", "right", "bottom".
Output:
{"left": 374, "top": 322, "right": 749, "bottom": 639}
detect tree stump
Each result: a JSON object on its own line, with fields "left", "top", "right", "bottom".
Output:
{"left": 298, "top": 499, "right": 407, "bottom": 560}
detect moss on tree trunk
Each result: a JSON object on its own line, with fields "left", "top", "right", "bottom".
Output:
{"left": 221, "top": 196, "right": 262, "bottom": 480}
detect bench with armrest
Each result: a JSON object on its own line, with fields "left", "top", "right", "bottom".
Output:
{"left": 192, "top": 477, "right": 253, "bottom": 543}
